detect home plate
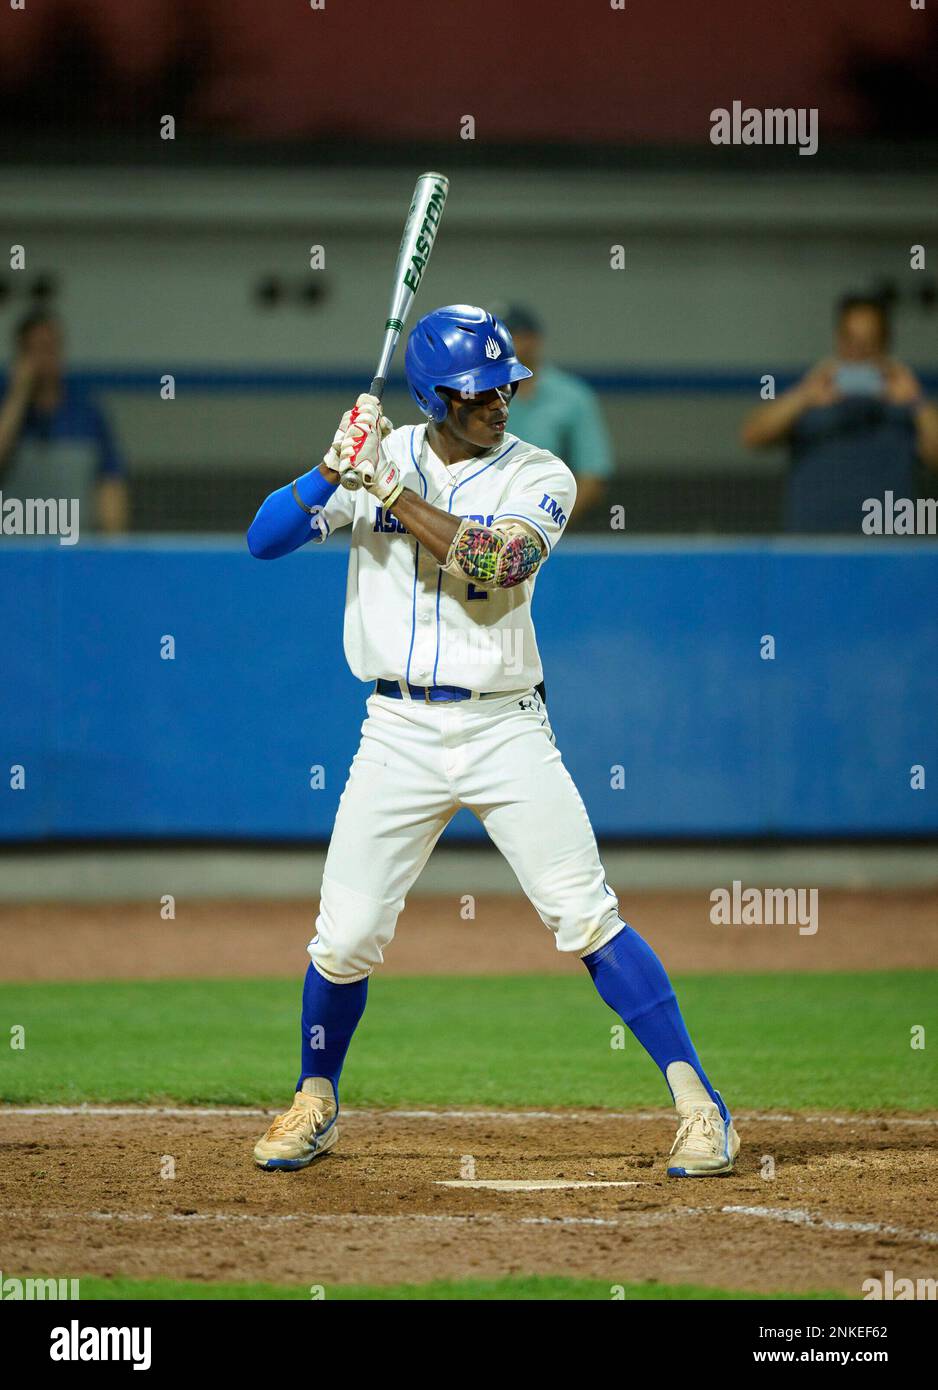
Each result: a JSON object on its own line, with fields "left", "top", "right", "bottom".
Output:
{"left": 435, "top": 1179, "right": 646, "bottom": 1191}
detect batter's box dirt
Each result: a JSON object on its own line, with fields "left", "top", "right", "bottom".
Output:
{"left": 1, "top": 1109, "right": 935, "bottom": 1295}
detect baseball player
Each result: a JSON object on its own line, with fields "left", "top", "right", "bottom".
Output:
{"left": 247, "top": 305, "right": 739, "bottom": 1179}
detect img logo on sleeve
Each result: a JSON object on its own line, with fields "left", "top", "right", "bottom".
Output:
{"left": 538, "top": 494, "right": 566, "bottom": 527}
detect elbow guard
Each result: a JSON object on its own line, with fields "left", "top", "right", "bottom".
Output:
{"left": 442, "top": 519, "right": 543, "bottom": 589}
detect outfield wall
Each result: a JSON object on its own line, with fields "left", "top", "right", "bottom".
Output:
{"left": 2, "top": 540, "right": 936, "bottom": 841}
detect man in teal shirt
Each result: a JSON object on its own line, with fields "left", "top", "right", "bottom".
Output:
{"left": 502, "top": 305, "right": 613, "bottom": 523}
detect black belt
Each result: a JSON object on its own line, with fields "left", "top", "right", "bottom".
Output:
{"left": 375, "top": 679, "right": 547, "bottom": 704}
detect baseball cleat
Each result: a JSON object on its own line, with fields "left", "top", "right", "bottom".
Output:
{"left": 667, "top": 1092, "right": 740, "bottom": 1177}
{"left": 253, "top": 1077, "right": 338, "bottom": 1171}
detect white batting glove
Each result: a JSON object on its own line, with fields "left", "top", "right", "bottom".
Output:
{"left": 324, "top": 397, "right": 393, "bottom": 477}
{"left": 362, "top": 448, "right": 404, "bottom": 507}
{"left": 322, "top": 408, "right": 352, "bottom": 473}
{"left": 336, "top": 394, "right": 393, "bottom": 488}
{"left": 337, "top": 402, "right": 404, "bottom": 505}
{"left": 339, "top": 432, "right": 404, "bottom": 505}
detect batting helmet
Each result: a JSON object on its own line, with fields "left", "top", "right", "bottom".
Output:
{"left": 404, "top": 304, "right": 533, "bottom": 423}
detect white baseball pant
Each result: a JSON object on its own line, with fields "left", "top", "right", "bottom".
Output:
{"left": 308, "top": 686, "right": 624, "bottom": 983}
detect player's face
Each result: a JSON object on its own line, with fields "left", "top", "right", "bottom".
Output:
{"left": 443, "top": 384, "right": 512, "bottom": 450}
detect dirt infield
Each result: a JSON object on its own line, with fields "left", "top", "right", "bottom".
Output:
{"left": 1, "top": 1107, "right": 935, "bottom": 1295}
{"left": 3, "top": 888, "right": 934, "bottom": 1296}
{"left": 2, "top": 888, "right": 936, "bottom": 980}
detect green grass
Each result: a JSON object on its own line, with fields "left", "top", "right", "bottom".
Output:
{"left": 75, "top": 1274, "right": 853, "bottom": 1301}
{"left": 0, "top": 972, "right": 934, "bottom": 1111}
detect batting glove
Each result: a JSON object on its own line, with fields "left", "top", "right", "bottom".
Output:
{"left": 336, "top": 394, "right": 393, "bottom": 488}
{"left": 325, "top": 399, "right": 393, "bottom": 476}
{"left": 339, "top": 425, "right": 404, "bottom": 505}
{"left": 361, "top": 449, "right": 404, "bottom": 507}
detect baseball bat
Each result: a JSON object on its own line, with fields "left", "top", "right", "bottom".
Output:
{"left": 340, "top": 170, "right": 449, "bottom": 491}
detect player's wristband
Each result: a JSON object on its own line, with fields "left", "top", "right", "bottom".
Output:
{"left": 292, "top": 468, "right": 339, "bottom": 516}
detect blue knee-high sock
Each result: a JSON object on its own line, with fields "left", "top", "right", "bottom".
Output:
{"left": 582, "top": 924, "right": 719, "bottom": 1106}
{"left": 296, "top": 962, "right": 368, "bottom": 1101}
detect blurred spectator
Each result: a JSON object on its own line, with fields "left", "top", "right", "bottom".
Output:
{"left": 500, "top": 305, "right": 613, "bottom": 523}
{"left": 0, "top": 311, "right": 128, "bottom": 534}
{"left": 741, "top": 295, "right": 938, "bottom": 532}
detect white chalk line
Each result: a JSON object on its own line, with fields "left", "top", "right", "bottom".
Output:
{"left": 3, "top": 1205, "right": 936, "bottom": 1246}
{"left": 2, "top": 1105, "right": 937, "bottom": 1126}
{"left": 0, "top": 1208, "right": 669, "bottom": 1231}
{"left": 435, "top": 1179, "right": 647, "bottom": 1191}
{"left": 723, "top": 1206, "right": 938, "bottom": 1247}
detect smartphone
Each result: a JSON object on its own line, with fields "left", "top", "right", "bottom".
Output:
{"left": 834, "top": 363, "right": 884, "bottom": 398}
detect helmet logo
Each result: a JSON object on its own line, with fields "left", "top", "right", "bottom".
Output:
{"left": 484, "top": 336, "right": 501, "bottom": 360}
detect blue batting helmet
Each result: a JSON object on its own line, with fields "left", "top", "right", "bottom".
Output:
{"left": 404, "top": 305, "right": 533, "bottom": 423}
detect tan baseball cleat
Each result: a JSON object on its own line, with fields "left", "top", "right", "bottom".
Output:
{"left": 667, "top": 1094, "right": 740, "bottom": 1177}
{"left": 253, "top": 1077, "right": 339, "bottom": 1171}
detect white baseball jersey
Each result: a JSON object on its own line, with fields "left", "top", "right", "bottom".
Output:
{"left": 311, "top": 424, "right": 576, "bottom": 692}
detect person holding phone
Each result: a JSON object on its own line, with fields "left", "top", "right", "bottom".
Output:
{"left": 741, "top": 294, "right": 938, "bottom": 532}
{"left": 0, "top": 311, "right": 129, "bottom": 536}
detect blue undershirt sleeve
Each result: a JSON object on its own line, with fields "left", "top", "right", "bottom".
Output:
{"left": 247, "top": 467, "right": 339, "bottom": 560}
